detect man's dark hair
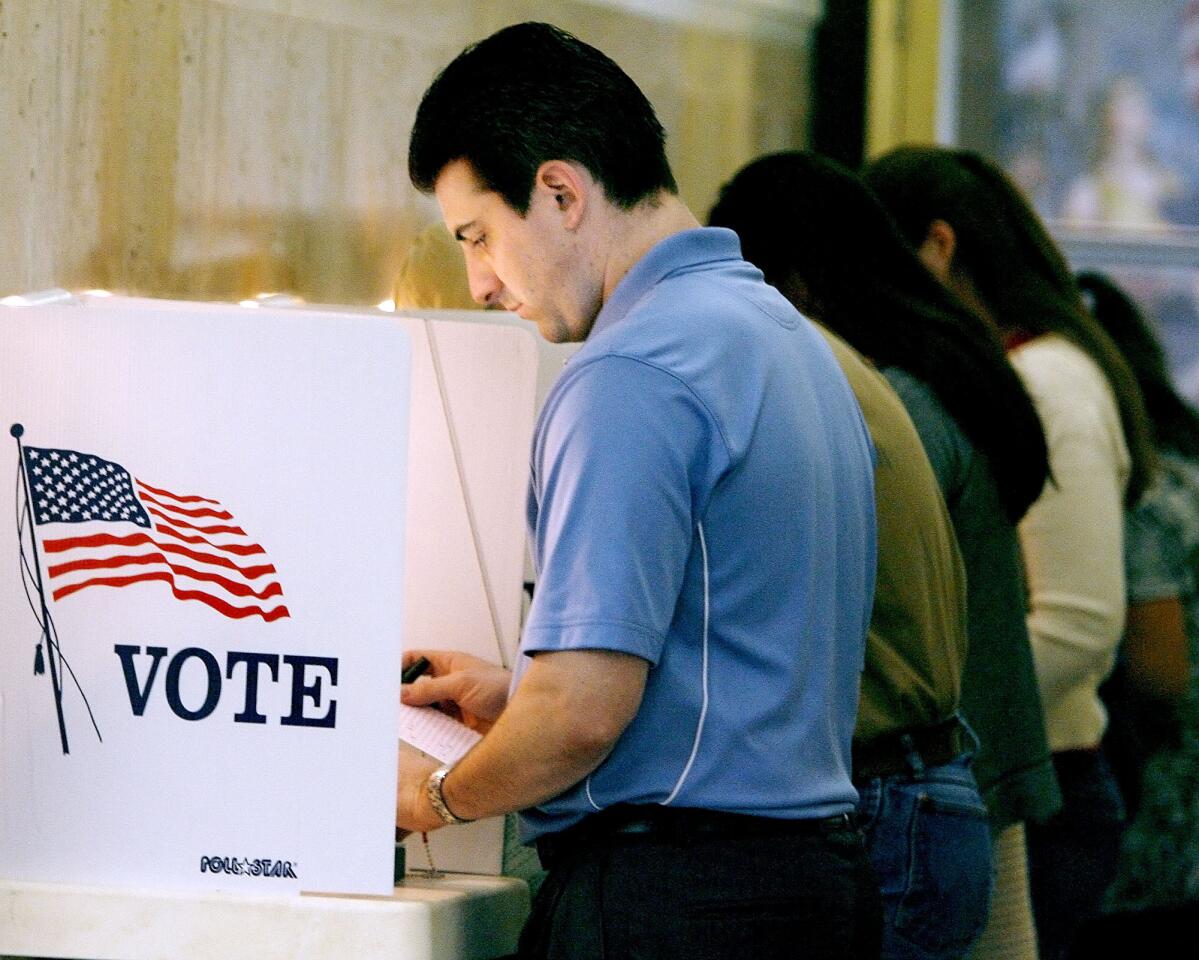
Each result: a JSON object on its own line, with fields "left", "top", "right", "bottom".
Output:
{"left": 408, "top": 22, "right": 677, "bottom": 214}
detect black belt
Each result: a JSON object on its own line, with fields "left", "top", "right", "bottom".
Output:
{"left": 852, "top": 716, "right": 965, "bottom": 783}
{"left": 536, "top": 804, "right": 857, "bottom": 870}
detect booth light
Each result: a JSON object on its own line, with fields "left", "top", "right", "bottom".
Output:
{"left": 238, "top": 299, "right": 261, "bottom": 309}
{"left": 377, "top": 299, "right": 396, "bottom": 313}
{"left": 84, "top": 289, "right": 113, "bottom": 298}
{"left": 1, "top": 288, "right": 75, "bottom": 307}
{"left": 240, "top": 292, "right": 302, "bottom": 306}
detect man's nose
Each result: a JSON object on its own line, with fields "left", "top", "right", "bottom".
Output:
{"left": 465, "top": 258, "right": 503, "bottom": 307}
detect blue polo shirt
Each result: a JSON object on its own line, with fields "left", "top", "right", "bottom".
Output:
{"left": 517, "top": 227, "right": 876, "bottom": 840}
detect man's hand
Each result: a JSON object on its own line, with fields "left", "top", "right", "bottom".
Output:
{"left": 397, "top": 649, "right": 648, "bottom": 828}
{"left": 401, "top": 649, "right": 511, "bottom": 734}
{"left": 395, "top": 743, "right": 445, "bottom": 836}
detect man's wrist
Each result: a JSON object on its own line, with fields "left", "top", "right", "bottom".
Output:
{"left": 425, "top": 765, "right": 474, "bottom": 825}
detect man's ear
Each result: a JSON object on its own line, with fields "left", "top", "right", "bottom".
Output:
{"left": 533, "top": 160, "right": 588, "bottom": 229}
{"left": 917, "top": 219, "right": 957, "bottom": 281}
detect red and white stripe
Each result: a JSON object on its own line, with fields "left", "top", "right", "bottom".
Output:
{"left": 40, "top": 480, "right": 290, "bottom": 622}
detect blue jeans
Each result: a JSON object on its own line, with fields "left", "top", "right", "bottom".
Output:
{"left": 857, "top": 752, "right": 994, "bottom": 960}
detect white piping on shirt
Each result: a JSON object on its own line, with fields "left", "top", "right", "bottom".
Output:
{"left": 661, "top": 521, "right": 711, "bottom": 805}
{"left": 580, "top": 521, "right": 712, "bottom": 812}
{"left": 584, "top": 777, "right": 602, "bottom": 812}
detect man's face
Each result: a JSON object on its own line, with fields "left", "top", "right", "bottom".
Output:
{"left": 434, "top": 159, "right": 598, "bottom": 343}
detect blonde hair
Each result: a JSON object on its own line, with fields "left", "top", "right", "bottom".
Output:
{"left": 393, "top": 224, "right": 475, "bottom": 310}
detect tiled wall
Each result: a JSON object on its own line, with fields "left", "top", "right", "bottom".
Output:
{"left": 1, "top": 0, "right": 813, "bottom": 304}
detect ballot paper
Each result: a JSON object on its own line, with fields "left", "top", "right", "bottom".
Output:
{"left": 399, "top": 703, "right": 482, "bottom": 765}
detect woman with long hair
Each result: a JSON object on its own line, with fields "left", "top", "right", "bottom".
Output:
{"left": 1073, "top": 272, "right": 1199, "bottom": 948}
{"left": 864, "top": 146, "right": 1156, "bottom": 960}
{"left": 710, "top": 151, "right": 1059, "bottom": 960}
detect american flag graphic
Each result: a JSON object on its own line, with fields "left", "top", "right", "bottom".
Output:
{"left": 23, "top": 446, "right": 290, "bottom": 622}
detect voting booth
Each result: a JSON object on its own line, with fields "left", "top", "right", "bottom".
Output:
{"left": 0, "top": 294, "right": 555, "bottom": 959}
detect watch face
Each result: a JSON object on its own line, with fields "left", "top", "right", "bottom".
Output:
{"left": 427, "top": 767, "right": 461, "bottom": 825}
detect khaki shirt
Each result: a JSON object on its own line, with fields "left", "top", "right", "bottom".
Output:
{"left": 816, "top": 325, "right": 967, "bottom": 743}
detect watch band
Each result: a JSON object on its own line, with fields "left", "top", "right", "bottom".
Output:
{"left": 426, "top": 765, "right": 473, "bottom": 825}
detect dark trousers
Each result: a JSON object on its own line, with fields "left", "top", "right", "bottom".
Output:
{"left": 1071, "top": 902, "right": 1199, "bottom": 959}
{"left": 1026, "top": 749, "right": 1126, "bottom": 960}
{"left": 516, "top": 807, "right": 883, "bottom": 960}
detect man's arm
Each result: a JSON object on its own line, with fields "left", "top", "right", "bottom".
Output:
{"left": 397, "top": 358, "right": 717, "bottom": 832}
{"left": 1123, "top": 596, "right": 1190, "bottom": 700}
{"left": 396, "top": 648, "right": 648, "bottom": 833}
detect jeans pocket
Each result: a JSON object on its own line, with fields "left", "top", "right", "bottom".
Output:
{"left": 856, "top": 779, "right": 884, "bottom": 833}
{"left": 893, "top": 788, "right": 994, "bottom": 959}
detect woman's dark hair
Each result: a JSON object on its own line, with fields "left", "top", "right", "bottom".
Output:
{"left": 409, "top": 22, "right": 677, "bottom": 214}
{"left": 708, "top": 151, "right": 1049, "bottom": 524}
{"left": 1077, "top": 271, "right": 1199, "bottom": 459}
{"left": 863, "top": 146, "right": 1155, "bottom": 505}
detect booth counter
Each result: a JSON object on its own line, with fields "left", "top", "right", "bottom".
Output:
{"left": 0, "top": 874, "right": 529, "bottom": 960}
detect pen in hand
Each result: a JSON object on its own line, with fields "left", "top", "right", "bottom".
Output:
{"left": 402, "top": 656, "right": 431, "bottom": 685}
{"left": 401, "top": 655, "right": 446, "bottom": 715}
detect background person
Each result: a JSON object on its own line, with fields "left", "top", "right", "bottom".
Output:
{"left": 710, "top": 150, "right": 1057, "bottom": 960}
{"left": 803, "top": 324, "right": 990, "bottom": 960}
{"left": 392, "top": 222, "right": 478, "bottom": 311}
{"left": 1072, "top": 272, "right": 1199, "bottom": 951}
{"left": 1062, "top": 76, "right": 1182, "bottom": 229}
{"left": 864, "top": 146, "right": 1156, "bottom": 960}
{"left": 395, "top": 23, "right": 882, "bottom": 958}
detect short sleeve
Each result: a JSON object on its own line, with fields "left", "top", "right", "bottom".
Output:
{"left": 523, "top": 355, "right": 729, "bottom": 665}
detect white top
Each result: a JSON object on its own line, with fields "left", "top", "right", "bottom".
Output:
{"left": 1009, "top": 334, "right": 1131, "bottom": 752}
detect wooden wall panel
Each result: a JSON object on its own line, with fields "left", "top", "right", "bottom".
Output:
{"left": 1, "top": 0, "right": 813, "bottom": 304}
{"left": 1, "top": 3, "right": 108, "bottom": 293}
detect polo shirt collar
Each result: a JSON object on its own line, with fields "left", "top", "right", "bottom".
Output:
{"left": 589, "top": 227, "right": 743, "bottom": 338}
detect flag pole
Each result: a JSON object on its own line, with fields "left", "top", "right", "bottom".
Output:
{"left": 11, "top": 424, "right": 70, "bottom": 754}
